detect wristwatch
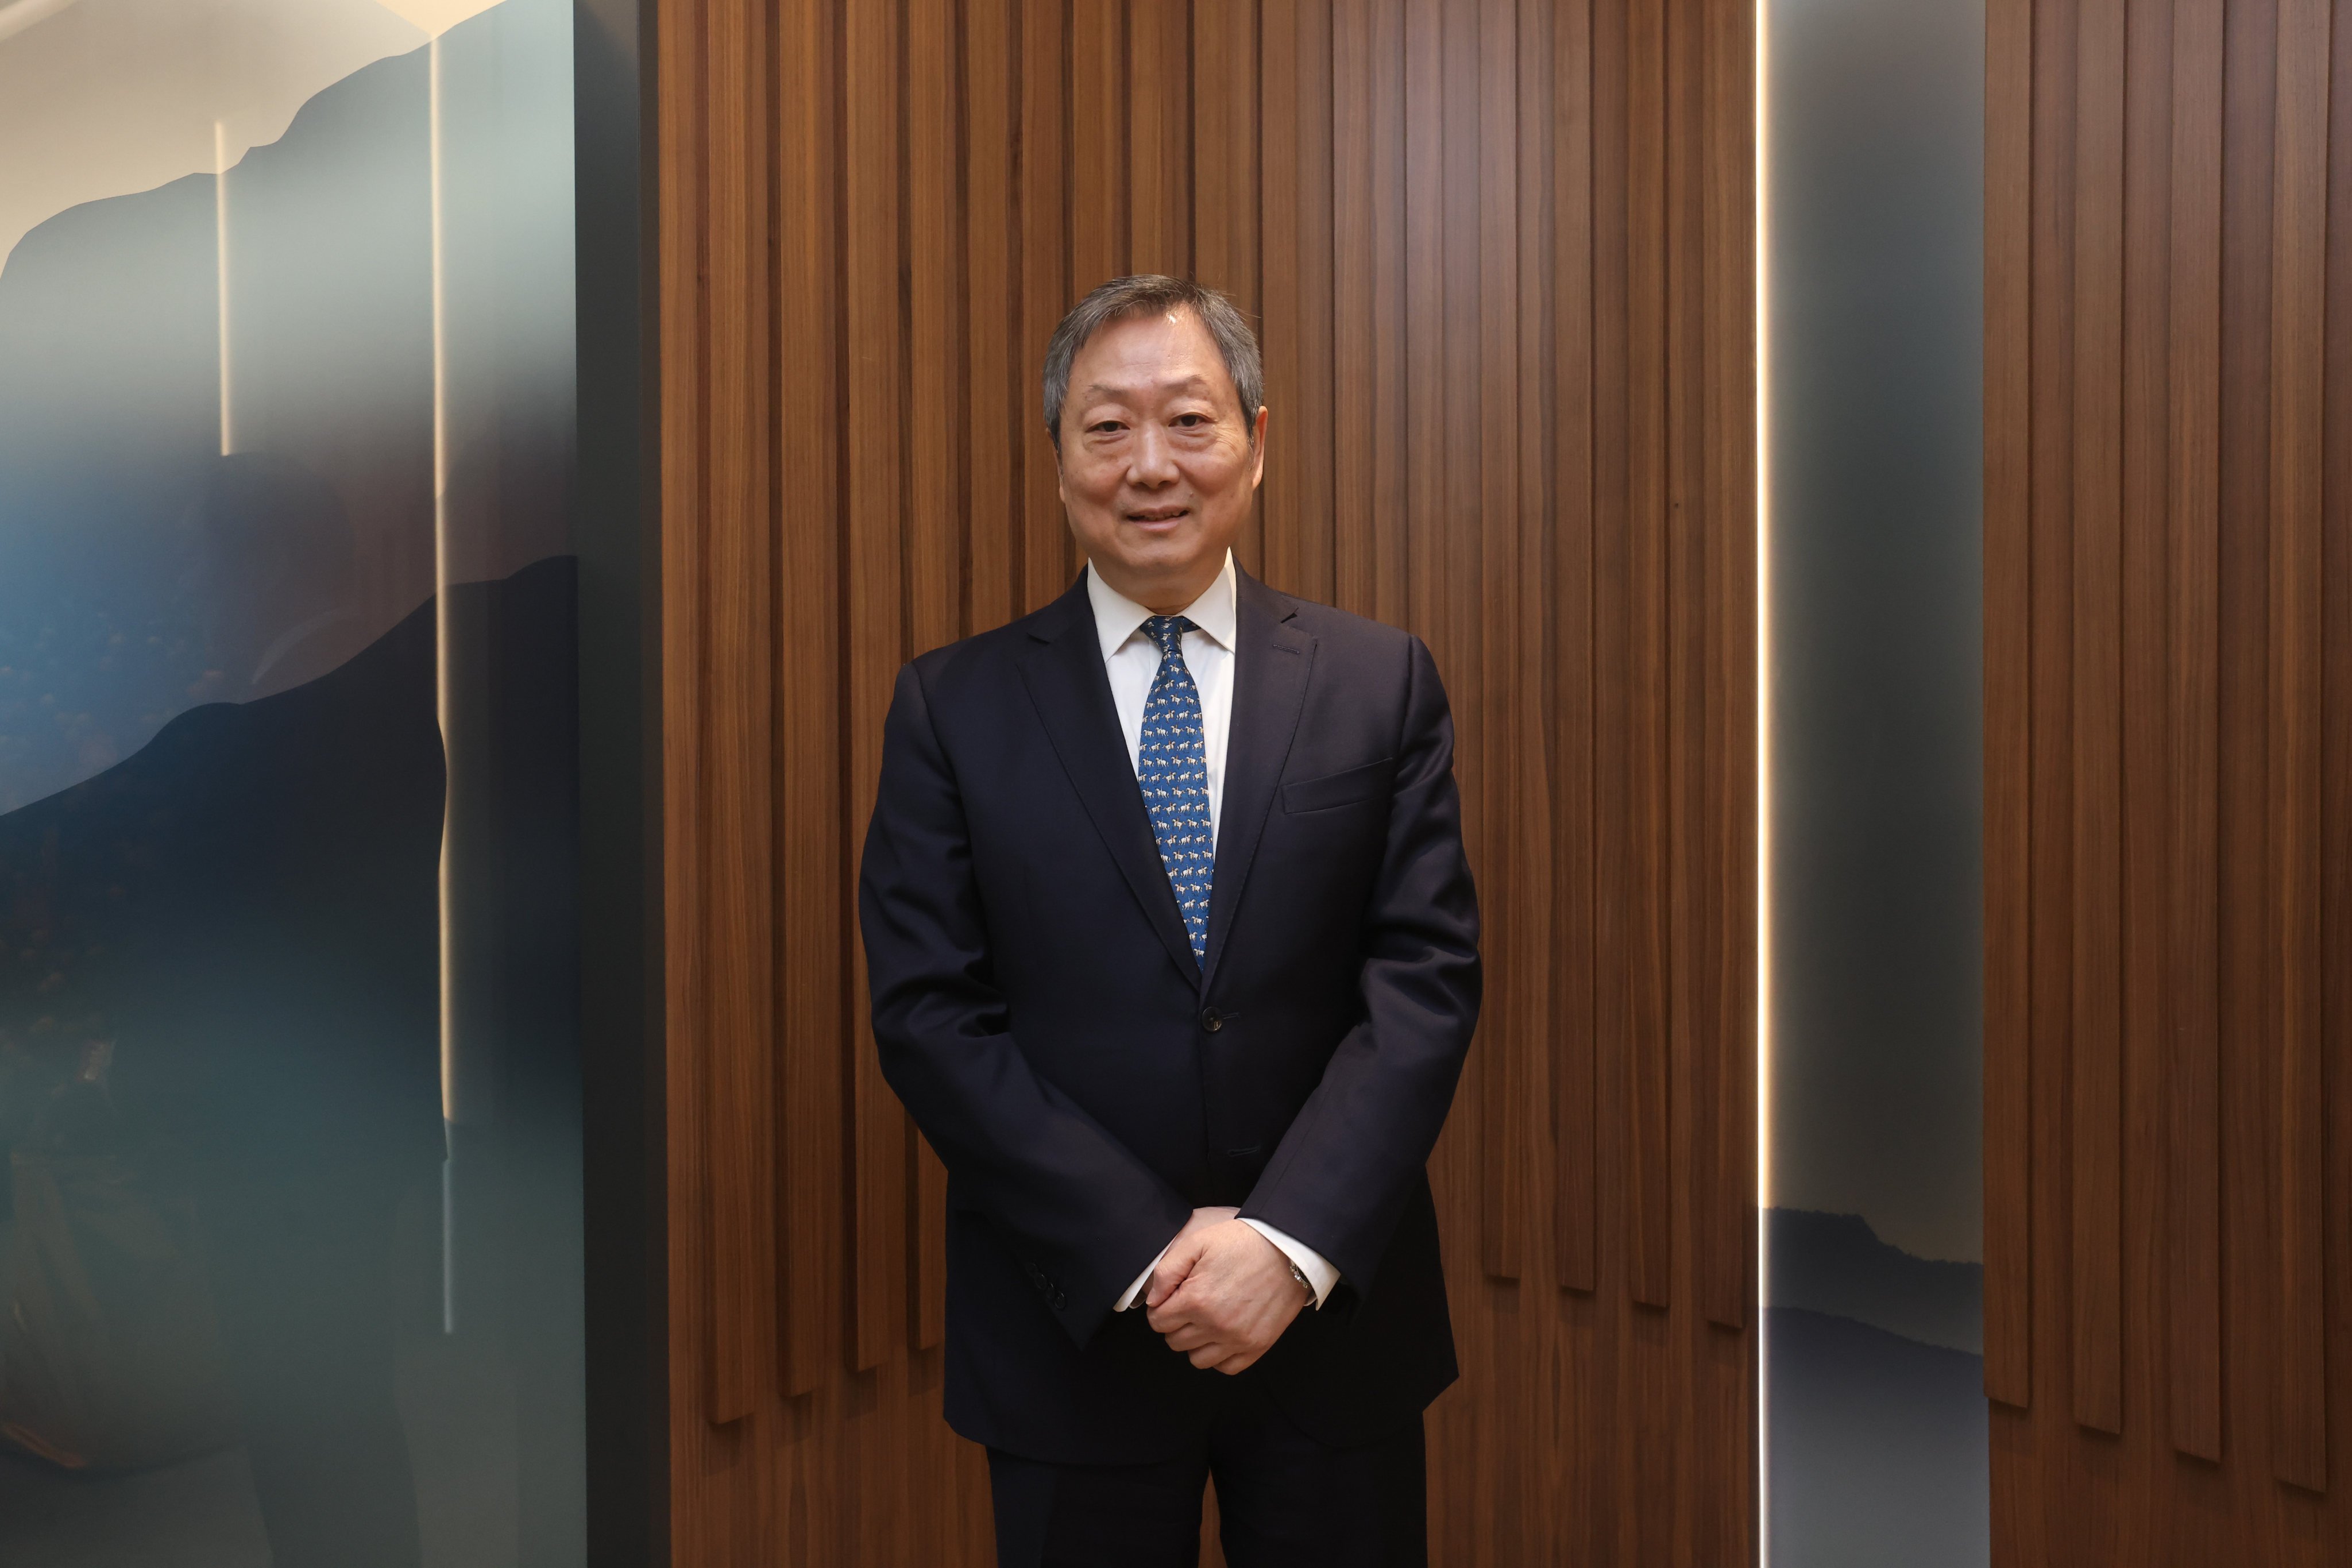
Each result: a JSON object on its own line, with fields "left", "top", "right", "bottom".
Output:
{"left": 1286, "top": 1258, "right": 1314, "bottom": 1301}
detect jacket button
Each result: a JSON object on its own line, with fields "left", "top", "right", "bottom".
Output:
{"left": 1200, "top": 1008, "right": 1223, "bottom": 1033}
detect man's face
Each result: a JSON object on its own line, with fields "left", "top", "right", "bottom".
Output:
{"left": 1056, "top": 306, "right": 1266, "bottom": 610}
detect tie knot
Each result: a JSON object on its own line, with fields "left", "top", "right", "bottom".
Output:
{"left": 1142, "top": 615, "right": 1197, "bottom": 656}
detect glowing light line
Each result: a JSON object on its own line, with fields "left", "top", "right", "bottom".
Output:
{"left": 1754, "top": 0, "right": 1776, "bottom": 1557}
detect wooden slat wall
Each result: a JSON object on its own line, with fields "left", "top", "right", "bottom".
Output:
{"left": 661, "top": 1, "right": 1754, "bottom": 1560}
{"left": 1984, "top": 0, "right": 2352, "bottom": 1556}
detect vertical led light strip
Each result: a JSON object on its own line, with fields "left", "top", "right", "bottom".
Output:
{"left": 214, "top": 122, "right": 233, "bottom": 455}
{"left": 430, "top": 32, "right": 457, "bottom": 1336}
{"left": 1753, "top": 0, "right": 1775, "bottom": 1557}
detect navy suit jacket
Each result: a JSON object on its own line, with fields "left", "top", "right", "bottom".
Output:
{"left": 857, "top": 567, "right": 1481, "bottom": 1463}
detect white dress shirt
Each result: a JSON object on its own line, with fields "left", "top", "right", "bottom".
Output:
{"left": 1087, "top": 553, "right": 1341, "bottom": 1314}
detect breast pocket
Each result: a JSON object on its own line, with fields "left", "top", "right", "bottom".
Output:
{"left": 1279, "top": 755, "right": 1397, "bottom": 814}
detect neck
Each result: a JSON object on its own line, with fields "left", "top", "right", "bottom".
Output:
{"left": 1093, "top": 556, "right": 1222, "bottom": 617}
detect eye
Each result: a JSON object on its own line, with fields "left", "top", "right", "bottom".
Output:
{"left": 1088, "top": 418, "right": 1126, "bottom": 435}
{"left": 1173, "top": 412, "right": 1209, "bottom": 428}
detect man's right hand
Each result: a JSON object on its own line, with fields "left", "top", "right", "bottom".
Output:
{"left": 1144, "top": 1206, "right": 1238, "bottom": 1308}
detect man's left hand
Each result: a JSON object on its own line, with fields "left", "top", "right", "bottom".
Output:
{"left": 1142, "top": 1218, "right": 1310, "bottom": 1374}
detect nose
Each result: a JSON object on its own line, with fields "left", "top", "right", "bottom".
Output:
{"left": 1127, "top": 422, "right": 1179, "bottom": 488}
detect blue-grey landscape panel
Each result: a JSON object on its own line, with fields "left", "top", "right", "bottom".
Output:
{"left": 1766, "top": 0, "right": 1987, "bottom": 1560}
{"left": 0, "top": 3, "right": 584, "bottom": 1563}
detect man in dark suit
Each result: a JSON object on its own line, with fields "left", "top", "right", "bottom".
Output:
{"left": 859, "top": 276, "right": 1480, "bottom": 1567}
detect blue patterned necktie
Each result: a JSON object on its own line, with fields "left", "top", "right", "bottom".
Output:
{"left": 1137, "top": 615, "right": 1213, "bottom": 967}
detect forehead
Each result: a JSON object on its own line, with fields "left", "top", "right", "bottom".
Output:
{"left": 1067, "top": 306, "right": 1235, "bottom": 403}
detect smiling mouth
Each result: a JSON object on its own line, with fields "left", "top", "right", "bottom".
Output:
{"left": 1125, "top": 507, "right": 1191, "bottom": 524}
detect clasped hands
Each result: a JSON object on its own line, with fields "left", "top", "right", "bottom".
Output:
{"left": 1141, "top": 1206, "right": 1311, "bottom": 1376}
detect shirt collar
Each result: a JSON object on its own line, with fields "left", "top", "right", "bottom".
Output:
{"left": 1084, "top": 550, "right": 1238, "bottom": 662}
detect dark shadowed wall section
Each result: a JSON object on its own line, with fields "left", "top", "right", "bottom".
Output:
{"left": 1764, "top": 0, "right": 1988, "bottom": 1563}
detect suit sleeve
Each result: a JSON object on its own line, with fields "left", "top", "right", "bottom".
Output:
{"left": 1237, "top": 635, "right": 1481, "bottom": 1298}
{"left": 858, "top": 661, "right": 1195, "bottom": 1347}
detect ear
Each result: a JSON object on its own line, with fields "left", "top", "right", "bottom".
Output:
{"left": 1248, "top": 405, "right": 1269, "bottom": 489}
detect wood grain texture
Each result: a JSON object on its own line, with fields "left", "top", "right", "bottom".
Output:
{"left": 2119, "top": 0, "right": 2175, "bottom": 1503}
{"left": 1698, "top": 0, "right": 1752, "bottom": 1335}
{"left": 703, "top": 0, "right": 779, "bottom": 1422}
{"left": 1622, "top": 0, "right": 1674, "bottom": 1312}
{"left": 1986, "top": 0, "right": 2352, "bottom": 1551}
{"left": 843, "top": 0, "right": 909, "bottom": 1373}
{"left": 907, "top": 0, "right": 959, "bottom": 1354}
{"left": 2165, "top": 0, "right": 2224, "bottom": 1465}
{"left": 1983, "top": 0, "right": 2035, "bottom": 1416}
{"left": 1475, "top": 0, "right": 1525, "bottom": 1285}
{"left": 1552, "top": 0, "right": 1599, "bottom": 1298}
{"left": 2269, "top": 0, "right": 2331, "bottom": 1496}
{"left": 2069, "top": 0, "right": 2126, "bottom": 1438}
{"left": 663, "top": 1, "right": 1756, "bottom": 1558}
{"left": 775, "top": 0, "right": 848, "bottom": 1404}
{"left": 659, "top": 0, "right": 716, "bottom": 1423}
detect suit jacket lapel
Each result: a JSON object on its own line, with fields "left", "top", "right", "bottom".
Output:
{"left": 1016, "top": 580, "right": 1203, "bottom": 987}
{"left": 1203, "top": 571, "right": 1313, "bottom": 988}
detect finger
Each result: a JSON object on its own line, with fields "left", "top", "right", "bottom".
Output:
{"left": 1145, "top": 1237, "right": 1211, "bottom": 1308}
{"left": 1144, "top": 1297, "right": 1197, "bottom": 1334}
{"left": 1147, "top": 1277, "right": 1211, "bottom": 1330}
{"left": 1212, "top": 1351, "right": 1258, "bottom": 1376}
{"left": 1187, "top": 1343, "right": 1229, "bottom": 1370}
{"left": 1163, "top": 1323, "right": 1214, "bottom": 1354}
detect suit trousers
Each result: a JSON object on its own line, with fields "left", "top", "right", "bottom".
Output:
{"left": 985, "top": 1374, "right": 1427, "bottom": 1568}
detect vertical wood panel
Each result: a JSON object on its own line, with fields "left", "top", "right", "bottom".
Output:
{"left": 1663, "top": 0, "right": 1709, "bottom": 1336}
{"left": 1513, "top": 0, "right": 1558, "bottom": 1305}
{"left": 1292, "top": 0, "right": 1337, "bottom": 605}
{"left": 1192, "top": 0, "right": 1258, "bottom": 314}
{"left": 1070, "top": 1, "right": 1124, "bottom": 295}
{"left": 967, "top": 0, "right": 1020, "bottom": 636}
{"left": 1404, "top": 0, "right": 1444, "bottom": 647}
{"left": 1983, "top": 0, "right": 2036, "bottom": 1415}
{"left": 2213, "top": 2, "right": 2276, "bottom": 1540}
{"left": 1370, "top": 0, "right": 1411, "bottom": 629}
{"left": 1129, "top": 0, "right": 1195, "bottom": 278}
{"left": 703, "top": 0, "right": 778, "bottom": 1420}
{"left": 2117, "top": 0, "right": 2173, "bottom": 1485}
{"left": 1476, "top": 0, "right": 1524, "bottom": 1284}
{"left": 1328, "top": 0, "right": 1376, "bottom": 617}
{"left": 1021, "top": 0, "right": 1072, "bottom": 612}
{"left": 2069, "top": 0, "right": 2126, "bottom": 1439}
{"left": 1989, "top": 0, "right": 2352, "bottom": 1546}
{"left": 844, "top": 0, "right": 908, "bottom": 1372}
{"left": 1259, "top": 0, "right": 1335, "bottom": 604}
{"left": 1623, "top": 0, "right": 1673, "bottom": 1311}
{"left": 1194, "top": 0, "right": 1261, "bottom": 573}
{"left": 661, "top": 0, "right": 716, "bottom": 1421}
{"left": 1261, "top": 0, "right": 1304, "bottom": 597}
{"left": 2165, "top": 0, "right": 2225, "bottom": 1462}
{"left": 1698, "top": 0, "right": 1751, "bottom": 1333}
{"left": 1552, "top": 0, "right": 1598, "bottom": 1296}
{"left": 2327, "top": 0, "right": 2352, "bottom": 1514}
{"left": 775, "top": 0, "right": 848, "bottom": 1402}
{"left": 1588, "top": 0, "right": 1635, "bottom": 1324}
{"left": 2269, "top": 0, "right": 2331, "bottom": 1494}
{"left": 907, "top": 0, "right": 960, "bottom": 1353}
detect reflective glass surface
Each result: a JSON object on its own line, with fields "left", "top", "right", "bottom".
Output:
{"left": 1764, "top": 0, "right": 1988, "bottom": 1562}
{"left": 0, "top": 2, "right": 584, "bottom": 1561}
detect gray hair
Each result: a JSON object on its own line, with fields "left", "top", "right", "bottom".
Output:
{"left": 1041, "top": 275, "right": 1264, "bottom": 451}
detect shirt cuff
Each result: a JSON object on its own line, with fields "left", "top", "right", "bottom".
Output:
{"left": 1239, "top": 1219, "right": 1340, "bottom": 1310}
{"left": 1114, "top": 1242, "right": 1173, "bottom": 1312}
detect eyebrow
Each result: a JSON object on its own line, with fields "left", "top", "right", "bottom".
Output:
{"left": 1077, "top": 374, "right": 1219, "bottom": 402}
